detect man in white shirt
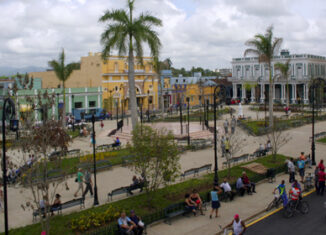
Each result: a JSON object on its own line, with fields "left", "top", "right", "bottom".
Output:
{"left": 287, "top": 158, "right": 296, "bottom": 183}
{"left": 220, "top": 178, "right": 234, "bottom": 200}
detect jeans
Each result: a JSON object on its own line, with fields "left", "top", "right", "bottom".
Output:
{"left": 83, "top": 182, "right": 93, "bottom": 198}
{"left": 318, "top": 181, "right": 325, "bottom": 195}
{"left": 289, "top": 172, "right": 295, "bottom": 183}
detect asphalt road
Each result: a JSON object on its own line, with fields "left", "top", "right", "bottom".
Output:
{"left": 246, "top": 192, "right": 326, "bottom": 235}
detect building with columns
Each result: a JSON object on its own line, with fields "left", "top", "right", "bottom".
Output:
{"left": 230, "top": 50, "right": 326, "bottom": 104}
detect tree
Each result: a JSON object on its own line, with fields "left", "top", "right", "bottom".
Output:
{"left": 10, "top": 76, "right": 71, "bottom": 234}
{"left": 128, "top": 125, "right": 180, "bottom": 206}
{"left": 244, "top": 26, "right": 283, "bottom": 128}
{"left": 99, "top": 0, "right": 162, "bottom": 130}
{"left": 274, "top": 59, "right": 291, "bottom": 109}
{"left": 266, "top": 121, "right": 291, "bottom": 162}
{"left": 48, "top": 49, "right": 80, "bottom": 126}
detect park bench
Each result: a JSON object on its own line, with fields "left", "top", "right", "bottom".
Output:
{"left": 181, "top": 168, "right": 198, "bottom": 180}
{"left": 122, "top": 155, "right": 134, "bottom": 166}
{"left": 32, "top": 197, "right": 84, "bottom": 222}
{"left": 67, "top": 149, "right": 81, "bottom": 156}
{"left": 108, "top": 187, "right": 128, "bottom": 201}
{"left": 237, "top": 154, "right": 249, "bottom": 162}
{"left": 197, "top": 164, "right": 212, "bottom": 174}
{"left": 222, "top": 154, "right": 249, "bottom": 168}
{"left": 96, "top": 144, "right": 112, "bottom": 152}
{"left": 164, "top": 202, "right": 192, "bottom": 225}
{"left": 93, "top": 160, "right": 112, "bottom": 171}
{"left": 48, "top": 151, "right": 64, "bottom": 161}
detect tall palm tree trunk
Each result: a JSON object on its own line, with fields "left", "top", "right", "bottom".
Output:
{"left": 62, "top": 81, "right": 66, "bottom": 127}
{"left": 286, "top": 81, "right": 290, "bottom": 108}
{"left": 268, "top": 63, "right": 273, "bottom": 128}
{"left": 128, "top": 48, "right": 138, "bottom": 129}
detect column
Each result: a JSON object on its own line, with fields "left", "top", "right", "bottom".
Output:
{"left": 260, "top": 84, "right": 265, "bottom": 103}
{"left": 251, "top": 87, "right": 255, "bottom": 102}
{"left": 85, "top": 88, "right": 88, "bottom": 112}
{"left": 304, "top": 83, "right": 309, "bottom": 104}
{"left": 233, "top": 83, "right": 237, "bottom": 99}
{"left": 291, "top": 84, "right": 296, "bottom": 104}
{"left": 273, "top": 84, "right": 276, "bottom": 101}
{"left": 241, "top": 84, "right": 246, "bottom": 102}
{"left": 281, "top": 84, "right": 286, "bottom": 104}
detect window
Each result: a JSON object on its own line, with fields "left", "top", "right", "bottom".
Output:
{"left": 114, "top": 62, "right": 119, "bottom": 72}
{"left": 75, "top": 102, "right": 82, "bottom": 109}
{"left": 115, "top": 86, "right": 118, "bottom": 91}
{"left": 149, "top": 85, "right": 153, "bottom": 89}
{"left": 149, "top": 96, "right": 153, "bottom": 104}
{"left": 89, "top": 101, "right": 96, "bottom": 107}
{"left": 183, "top": 79, "right": 185, "bottom": 83}
{"left": 176, "top": 79, "right": 178, "bottom": 83}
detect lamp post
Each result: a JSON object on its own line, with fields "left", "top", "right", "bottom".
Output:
{"left": 72, "top": 94, "right": 75, "bottom": 132}
{"left": 186, "top": 97, "right": 190, "bottom": 145}
{"left": 109, "top": 90, "right": 113, "bottom": 120}
{"left": 116, "top": 100, "right": 119, "bottom": 129}
{"left": 121, "top": 99, "right": 124, "bottom": 132}
{"left": 213, "top": 85, "right": 226, "bottom": 185}
{"left": 179, "top": 96, "right": 183, "bottom": 135}
{"left": 147, "top": 90, "right": 150, "bottom": 122}
{"left": 140, "top": 98, "right": 143, "bottom": 134}
{"left": 310, "top": 78, "right": 325, "bottom": 166}
{"left": 2, "top": 98, "right": 18, "bottom": 235}
{"left": 91, "top": 114, "right": 99, "bottom": 206}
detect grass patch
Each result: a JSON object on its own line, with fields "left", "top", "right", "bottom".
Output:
{"left": 317, "top": 137, "right": 326, "bottom": 144}
{"left": 7, "top": 154, "right": 288, "bottom": 235}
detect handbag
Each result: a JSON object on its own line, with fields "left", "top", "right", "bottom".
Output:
{"left": 75, "top": 178, "right": 78, "bottom": 183}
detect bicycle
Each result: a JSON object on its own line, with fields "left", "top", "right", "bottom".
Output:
{"left": 283, "top": 199, "right": 309, "bottom": 218}
{"left": 266, "top": 193, "right": 283, "bottom": 211}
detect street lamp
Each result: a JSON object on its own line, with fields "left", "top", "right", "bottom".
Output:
{"left": 72, "top": 94, "right": 75, "bottom": 132}
{"left": 147, "top": 90, "right": 150, "bottom": 122}
{"left": 91, "top": 114, "right": 99, "bottom": 206}
{"left": 116, "top": 100, "right": 119, "bottom": 129}
{"left": 310, "top": 77, "right": 325, "bottom": 166}
{"left": 186, "top": 97, "right": 190, "bottom": 145}
{"left": 121, "top": 99, "right": 124, "bottom": 132}
{"left": 213, "top": 84, "right": 226, "bottom": 185}
{"left": 179, "top": 96, "right": 183, "bottom": 135}
{"left": 2, "top": 98, "right": 18, "bottom": 235}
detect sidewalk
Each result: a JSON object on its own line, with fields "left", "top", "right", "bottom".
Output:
{"left": 147, "top": 169, "right": 315, "bottom": 235}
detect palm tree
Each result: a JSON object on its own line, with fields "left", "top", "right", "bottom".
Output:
{"left": 99, "top": 0, "right": 162, "bottom": 129}
{"left": 244, "top": 26, "right": 283, "bottom": 128}
{"left": 274, "top": 59, "right": 291, "bottom": 109}
{"left": 48, "top": 49, "right": 80, "bottom": 125}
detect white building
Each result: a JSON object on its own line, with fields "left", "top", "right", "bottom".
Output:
{"left": 230, "top": 50, "right": 326, "bottom": 104}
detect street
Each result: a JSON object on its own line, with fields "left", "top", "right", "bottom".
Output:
{"left": 246, "top": 192, "right": 326, "bottom": 235}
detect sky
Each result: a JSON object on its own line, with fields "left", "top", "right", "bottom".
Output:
{"left": 1, "top": 0, "right": 326, "bottom": 70}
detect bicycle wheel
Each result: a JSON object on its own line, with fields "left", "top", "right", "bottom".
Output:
{"left": 266, "top": 200, "right": 275, "bottom": 211}
{"left": 299, "top": 201, "right": 309, "bottom": 214}
{"left": 275, "top": 198, "right": 282, "bottom": 208}
{"left": 283, "top": 206, "right": 294, "bottom": 218}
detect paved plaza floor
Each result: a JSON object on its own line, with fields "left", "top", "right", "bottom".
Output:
{"left": 0, "top": 105, "right": 325, "bottom": 233}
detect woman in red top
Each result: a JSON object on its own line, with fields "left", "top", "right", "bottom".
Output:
{"left": 318, "top": 160, "right": 325, "bottom": 171}
{"left": 317, "top": 168, "right": 326, "bottom": 196}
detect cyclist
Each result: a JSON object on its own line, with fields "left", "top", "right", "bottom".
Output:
{"left": 273, "top": 180, "right": 288, "bottom": 207}
{"left": 289, "top": 184, "right": 301, "bottom": 208}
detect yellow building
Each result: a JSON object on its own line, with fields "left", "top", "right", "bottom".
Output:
{"left": 102, "top": 56, "right": 159, "bottom": 114}
{"left": 30, "top": 53, "right": 159, "bottom": 114}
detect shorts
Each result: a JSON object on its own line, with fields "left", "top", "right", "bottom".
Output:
{"left": 211, "top": 200, "right": 220, "bottom": 209}
{"left": 299, "top": 168, "right": 305, "bottom": 177}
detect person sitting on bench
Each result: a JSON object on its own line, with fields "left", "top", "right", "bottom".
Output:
{"left": 242, "top": 172, "right": 256, "bottom": 194}
{"left": 220, "top": 178, "right": 234, "bottom": 201}
{"left": 112, "top": 137, "right": 121, "bottom": 148}
{"left": 190, "top": 189, "right": 204, "bottom": 215}
{"left": 128, "top": 176, "right": 140, "bottom": 195}
{"left": 118, "top": 211, "right": 137, "bottom": 235}
{"left": 185, "top": 193, "right": 197, "bottom": 216}
{"left": 50, "top": 194, "right": 61, "bottom": 216}
{"left": 129, "top": 210, "right": 144, "bottom": 235}
{"left": 236, "top": 177, "right": 246, "bottom": 196}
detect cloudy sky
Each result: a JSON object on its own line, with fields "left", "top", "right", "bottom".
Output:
{"left": 1, "top": 0, "right": 326, "bottom": 70}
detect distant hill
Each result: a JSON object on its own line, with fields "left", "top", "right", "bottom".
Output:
{"left": 0, "top": 66, "right": 46, "bottom": 76}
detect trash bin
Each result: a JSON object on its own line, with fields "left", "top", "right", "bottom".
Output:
{"left": 266, "top": 168, "right": 276, "bottom": 183}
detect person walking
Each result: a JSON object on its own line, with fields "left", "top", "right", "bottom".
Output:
{"left": 297, "top": 157, "right": 305, "bottom": 183}
{"left": 223, "top": 119, "right": 229, "bottom": 134}
{"left": 317, "top": 168, "right": 326, "bottom": 196}
{"left": 82, "top": 168, "right": 93, "bottom": 198}
{"left": 231, "top": 116, "right": 236, "bottom": 134}
{"left": 225, "top": 214, "right": 246, "bottom": 235}
{"left": 74, "top": 168, "right": 84, "bottom": 197}
{"left": 225, "top": 138, "right": 230, "bottom": 155}
{"left": 209, "top": 185, "right": 222, "bottom": 219}
{"left": 220, "top": 136, "right": 226, "bottom": 158}
{"left": 100, "top": 120, "right": 104, "bottom": 129}
{"left": 287, "top": 158, "right": 296, "bottom": 183}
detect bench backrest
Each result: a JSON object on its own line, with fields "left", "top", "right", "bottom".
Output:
{"left": 198, "top": 164, "right": 211, "bottom": 171}
{"left": 111, "top": 187, "right": 127, "bottom": 195}
{"left": 164, "top": 202, "right": 185, "bottom": 214}
{"left": 183, "top": 168, "right": 198, "bottom": 176}
{"left": 61, "top": 198, "right": 83, "bottom": 209}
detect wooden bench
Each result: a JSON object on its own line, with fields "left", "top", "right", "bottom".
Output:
{"left": 181, "top": 168, "right": 198, "bottom": 180}
{"left": 67, "top": 149, "right": 81, "bottom": 156}
{"left": 164, "top": 202, "right": 191, "bottom": 225}
{"left": 122, "top": 155, "right": 134, "bottom": 166}
{"left": 197, "top": 164, "right": 212, "bottom": 174}
{"left": 108, "top": 187, "right": 128, "bottom": 201}
{"left": 96, "top": 144, "right": 112, "bottom": 152}
{"left": 32, "top": 198, "right": 84, "bottom": 222}
{"left": 77, "top": 160, "right": 112, "bottom": 172}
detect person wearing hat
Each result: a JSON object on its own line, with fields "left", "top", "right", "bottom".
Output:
{"left": 74, "top": 168, "right": 84, "bottom": 197}
{"left": 225, "top": 214, "right": 246, "bottom": 235}
{"left": 129, "top": 210, "right": 144, "bottom": 235}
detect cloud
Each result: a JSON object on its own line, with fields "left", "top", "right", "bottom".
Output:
{"left": 0, "top": 0, "right": 326, "bottom": 71}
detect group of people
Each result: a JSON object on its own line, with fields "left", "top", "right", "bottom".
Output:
{"left": 118, "top": 210, "right": 144, "bottom": 235}
{"left": 273, "top": 179, "right": 303, "bottom": 208}
{"left": 74, "top": 168, "right": 93, "bottom": 199}
{"left": 127, "top": 175, "right": 145, "bottom": 195}
{"left": 38, "top": 193, "right": 62, "bottom": 218}
{"left": 7, "top": 154, "right": 35, "bottom": 184}
{"left": 287, "top": 152, "right": 312, "bottom": 184}
{"left": 236, "top": 172, "right": 256, "bottom": 196}
{"left": 223, "top": 116, "right": 237, "bottom": 135}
